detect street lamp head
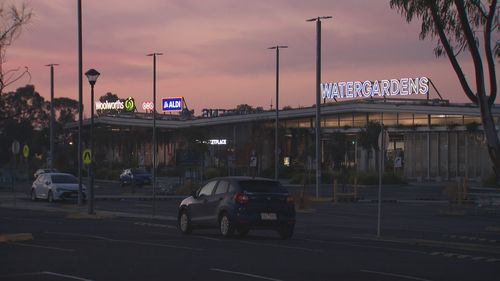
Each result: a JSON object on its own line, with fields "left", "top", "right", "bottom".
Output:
{"left": 147, "top": 53, "right": 164, "bottom": 57}
{"left": 85, "top": 68, "right": 100, "bottom": 86}
{"left": 306, "top": 16, "right": 332, "bottom": 22}
{"left": 268, "top": 45, "right": 288, "bottom": 50}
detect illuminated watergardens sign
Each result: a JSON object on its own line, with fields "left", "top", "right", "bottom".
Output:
{"left": 95, "top": 97, "right": 136, "bottom": 112}
{"left": 321, "top": 77, "right": 429, "bottom": 100}
{"left": 162, "top": 97, "right": 183, "bottom": 111}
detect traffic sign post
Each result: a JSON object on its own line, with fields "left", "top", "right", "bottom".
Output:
{"left": 22, "top": 145, "right": 29, "bottom": 159}
{"left": 377, "top": 125, "right": 388, "bottom": 238}
{"left": 83, "top": 149, "right": 92, "bottom": 165}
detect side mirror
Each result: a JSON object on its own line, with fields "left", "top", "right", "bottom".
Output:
{"left": 45, "top": 181, "right": 51, "bottom": 185}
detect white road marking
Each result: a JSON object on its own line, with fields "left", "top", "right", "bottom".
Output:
{"left": 302, "top": 238, "right": 427, "bottom": 255}
{"left": 229, "top": 239, "right": 323, "bottom": 253}
{"left": 42, "top": 271, "right": 94, "bottom": 281}
{"left": 134, "top": 221, "right": 177, "bottom": 229}
{"left": 11, "top": 242, "right": 75, "bottom": 252}
{"left": 210, "top": 268, "right": 283, "bottom": 281}
{"left": 45, "top": 231, "right": 202, "bottom": 251}
{"left": 360, "top": 270, "right": 433, "bottom": 281}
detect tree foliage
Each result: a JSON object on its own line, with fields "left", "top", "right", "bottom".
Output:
{"left": 0, "top": 1, "right": 32, "bottom": 94}
{"left": 390, "top": 0, "right": 500, "bottom": 179}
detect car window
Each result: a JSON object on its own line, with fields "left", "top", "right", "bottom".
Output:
{"left": 198, "top": 181, "right": 217, "bottom": 197}
{"left": 214, "top": 180, "right": 229, "bottom": 195}
{"left": 51, "top": 175, "right": 78, "bottom": 184}
{"left": 239, "top": 180, "right": 287, "bottom": 193}
{"left": 132, "top": 168, "right": 148, "bottom": 174}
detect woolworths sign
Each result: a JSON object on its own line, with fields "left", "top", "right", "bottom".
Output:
{"left": 321, "top": 77, "right": 429, "bottom": 100}
{"left": 95, "top": 97, "right": 136, "bottom": 113}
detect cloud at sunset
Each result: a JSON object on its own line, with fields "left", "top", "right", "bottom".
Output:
{"left": 3, "top": 0, "right": 481, "bottom": 116}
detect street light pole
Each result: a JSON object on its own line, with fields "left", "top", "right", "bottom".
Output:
{"left": 307, "top": 16, "right": 331, "bottom": 199}
{"left": 268, "top": 45, "right": 288, "bottom": 181}
{"left": 46, "top": 64, "right": 59, "bottom": 169}
{"left": 77, "top": 0, "right": 84, "bottom": 206}
{"left": 147, "top": 52, "right": 163, "bottom": 218}
{"left": 85, "top": 68, "right": 100, "bottom": 215}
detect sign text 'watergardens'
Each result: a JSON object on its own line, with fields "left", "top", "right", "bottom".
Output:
{"left": 321, "top": 77, "right": 429, "bottom": 100}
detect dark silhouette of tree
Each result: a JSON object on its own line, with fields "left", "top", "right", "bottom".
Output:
{"left": 0, "top": 2, "right": 32, "bottom": 94}
{"left": 390, "top": 0, "right": 500, "bottom": 178}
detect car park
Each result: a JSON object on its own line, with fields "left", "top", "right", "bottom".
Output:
{"left": 119, "top": 168, "right": 152, "bottom": 186}
{"left": 31, "top": 172, "right": 86, "bottom": 202}
{"left": 177, "top": 176, "right": 295, "bottom": 239}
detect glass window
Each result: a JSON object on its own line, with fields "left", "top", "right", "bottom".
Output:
{"left": 239, "top": 180, "right": 287, "bottom": 193}
{"left": 214, "top": 180, "right": 229, "bottom": 195}
{"left": 398, "top": 113, "right": 413, "bottom": 126}
{"left": 51, "top": 174, "right": 78, "bottom": 184}
{"left": 198, "top": 181, "right": 217, "bottom": 197}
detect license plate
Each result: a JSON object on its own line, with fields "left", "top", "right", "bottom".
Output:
{"left": 261, "top": 213, "right": 277, "bottom": 220}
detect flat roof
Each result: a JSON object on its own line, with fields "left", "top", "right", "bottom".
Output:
{"left": 67, "top": 98, "right": 499, "bottom": 130}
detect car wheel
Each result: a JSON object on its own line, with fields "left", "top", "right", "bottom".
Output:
{"left": 236, "top": 227, "right": 249, "bottom": 237}
{"left": 178, "top": 210, "right": 192, "bottom": 234}
{"left": 47, "top": 191, "right": 54, "bottom": 203}
{"left": 219, "top": 213, "right": 234, "bottom": 237}
{"left": 278, "top": 225, "right": 294, "bottom": 240}
{"left": 30, "top": 189, "right": 37, "bottom": 201}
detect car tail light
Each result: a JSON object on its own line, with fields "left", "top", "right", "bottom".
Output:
{"left": 286, "top": 196, "right": 295, "bottom": 205}
{"left": 234, "top": 192, "right": 249, "bottom": 204}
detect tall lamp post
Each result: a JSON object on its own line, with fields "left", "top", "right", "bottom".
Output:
{"left": 147, "top": 52, "right": 162, "bottom": 217}
{"left": 306, "top": 16, "right": 331, "bottom": 199}
{"left": 85, "top": 68, "right": 100, "bottom": 215}
{"left": 268, "top": 45, "right": 287, "bottom": 181}
{"left": 77, "top": 0, "right": 84, "bottom": 205}
{"left": 46, "top": 64, "right": 59, "bottom": 169}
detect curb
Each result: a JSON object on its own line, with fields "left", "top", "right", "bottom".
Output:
{"left": 0, "top": 233, "right": 33, "bottom": 243}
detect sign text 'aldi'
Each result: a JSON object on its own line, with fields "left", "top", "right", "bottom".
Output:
{"left": 162, "top": 97, "right": 183, "bottom": 111}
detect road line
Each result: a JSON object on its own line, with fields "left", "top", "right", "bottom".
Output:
{"left": 11, "top": 242, "right": 75, "bottom": 252}
{"left": 210, "top": 268, "right": 283, "bottom": 281}
{"left": 134, "top": 221, "right": 177, "bottom": 229}
{"left": 230, "top": 240, "right": 323, "bottom": 253}
{"left": 194, "top": 235, "right": 223, "bottom": 242}
{"left": 45, "top": 231, "right": 202, "bottom": 251}
{"left": 301, "top": 238, "right": 427, "bottom": 255}
{"left": 360, "top": 270, "right": 432, "bottom": 281}
{"left": 43, "top": 271, "right": 94, "bottom": 281}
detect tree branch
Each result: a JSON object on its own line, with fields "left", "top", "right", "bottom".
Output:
{"left": 454, "top": 0, "right": 487, "bottom": 101}
{"left": 428, "top": 0, "right": 478, "bottom": 103}
{"left": 484, "top": 0, "right": 498, "bottom": 106}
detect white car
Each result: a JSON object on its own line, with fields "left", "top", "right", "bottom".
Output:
{"left": 31, "top": 173, "right": 86, "bottom": 202}
{"left": 33, "top": 168, "right": 59, "bottom": 179}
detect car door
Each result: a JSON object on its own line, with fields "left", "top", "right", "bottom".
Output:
{"left": 209, "top": 180, "right": 230, "bottom": 223}
{"left": 38, "top": 174, "right": 49, "bottom": 199}
{"left": 189, "top": 180, "right": 218, "bottom": 225}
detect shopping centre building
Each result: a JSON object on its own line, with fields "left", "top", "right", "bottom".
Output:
{"left": 72, "top": 77, "right": 500, "bottom": 182}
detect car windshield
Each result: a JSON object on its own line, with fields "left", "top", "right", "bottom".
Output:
{"left": 52, "top": 175, "right": 78, "bottom": 184}
{"left": 239, "top": 180, "right": 287, "bottom": 193}
{"left": 131, "top": 169, "right": 149, "bottom": 174}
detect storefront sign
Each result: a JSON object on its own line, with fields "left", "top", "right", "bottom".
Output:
{"left": 142, "top": 101, "right": 154, "bottom": 111}
{"left": 95, "top": 97, "right": 135, "bottom": 112}
{"left": 208, "top": 139, "right": 227, "bottom": 145}
{"left": 321, "top": 77, "right": 429, "bottom": 100}
{"left": 162, "top": 97, "right": 183, "bottom": 111}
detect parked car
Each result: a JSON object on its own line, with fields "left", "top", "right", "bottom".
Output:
{"left": 31, "top": 173, "right": 86, "bottom": 202}
{"left": 33, "top": 168, "right": 59, "bottom": 179}
{"left": 119, "top": 168, "right": 152, "bottom": 186}
{"left": 177, "top": 177, "right": 295, "bottom": 239}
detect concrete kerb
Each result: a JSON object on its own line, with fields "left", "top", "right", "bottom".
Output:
{"left": 0, "top": 233, "right": 33, "bottom": 243}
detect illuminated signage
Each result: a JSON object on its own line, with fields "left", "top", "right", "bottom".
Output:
{"left": 95, "top": 97, "right": 135, "bottom": 112}
{"left": 142, "top": 101, "right": 154, "bottom": 111}
{"left": 321, "top": 77, "right": 429, "bottom": 100}
{"left": 209, "top": 139, "right": 227, "bottom": 145}
{"left": 162, "top": 97, "right": 183, "bottom": 111}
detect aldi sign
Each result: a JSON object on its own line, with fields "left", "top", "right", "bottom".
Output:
{"left": 162, "top": 97, "right": 183, "bottom": 111}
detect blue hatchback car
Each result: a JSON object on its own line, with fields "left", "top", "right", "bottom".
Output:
{"left": 119, "top": 168, "right": 152, "bottom": 187}
{"left": 177, "top": 177, "right": 295, "bottom": 239}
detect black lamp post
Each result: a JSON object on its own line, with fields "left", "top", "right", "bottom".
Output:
{"left": 268, "top": 45, "right": 287, "bottom": 181}
{"left": 306, "top": 16, "right": 332, "bottom": 199}
{"left": 85, "top": 68, "right": 100, "bottom": 215}
{"left": 46, "top": 63, "right": 59, "bottom": 169}
{"left": 147, "top": 52, "right": 162, "bottom": 217}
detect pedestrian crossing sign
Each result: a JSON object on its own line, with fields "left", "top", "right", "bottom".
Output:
{"left": 83, "top": 149, "right": 92, "bottom": 165}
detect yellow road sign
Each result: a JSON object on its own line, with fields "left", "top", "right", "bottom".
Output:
{"left": 83, "top": 149, "right": 92, "bottom": 165}
{"left": 22, "top": 145, "right": 29, "bottom": 158}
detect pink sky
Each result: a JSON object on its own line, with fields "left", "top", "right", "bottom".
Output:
{"left": 4, "top": 0, "right": 484, "bottom": 117}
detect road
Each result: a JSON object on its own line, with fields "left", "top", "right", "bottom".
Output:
{"left": 1, "top": 191, "right": 500, "bottom": 281}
